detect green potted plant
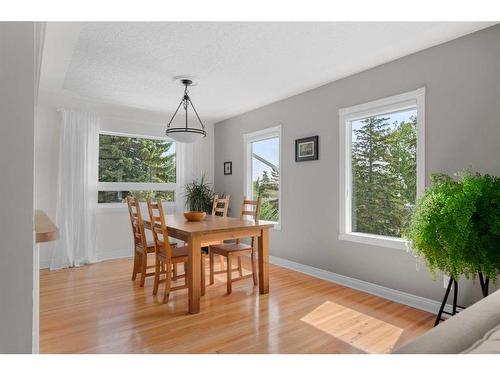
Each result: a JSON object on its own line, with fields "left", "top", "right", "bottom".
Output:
{"left": 405, "top": 171, "right": 500, "bottom": 282}
{"left": 184, "top": 174, "right": 214, "bottom": 221}
{"left": 404, "top": 170, "right": 500, "bottom": 323}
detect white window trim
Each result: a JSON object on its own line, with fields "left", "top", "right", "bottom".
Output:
{"left": 243, "top": 125, "right": 282, "bottom": 230}
{"left": 338, "top": 88, "right": 425, "bottom": 250}
{"left": 99, "top": 130, "right": 173, "bottom": 142}
{"left": 98, "top": 131, "right": 177, "bottom": 209}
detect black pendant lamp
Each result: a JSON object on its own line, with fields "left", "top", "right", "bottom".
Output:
{"left": 165, "top": 78, "right": 206, "bottom": 143}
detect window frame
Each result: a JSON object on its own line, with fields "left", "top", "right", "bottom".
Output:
{"left": 243, "top": 125, "right": 282, "bottom": 230}
{"left": 97, "top": 130, "right": 177, "bottom": 208}
{"left": 338, "top": 88, "right": 425, "bottom": 250}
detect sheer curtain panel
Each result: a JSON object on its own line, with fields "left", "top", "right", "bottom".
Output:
{"left": 50, "top": 109, "right": 99, "bottom": 269}
{"left": 175, "top": 141, "right": 203, "bottom": 214}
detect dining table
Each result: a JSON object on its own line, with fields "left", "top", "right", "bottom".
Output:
{"left": 143, "top": 213, "right": 274, "bottom": 314}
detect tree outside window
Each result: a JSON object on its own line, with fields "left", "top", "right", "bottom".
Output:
{"left": 98, "top": 133, "right": 176, "bottom": 204}
{"left": 351, "top": 110, "right": 417, "bottom": 237}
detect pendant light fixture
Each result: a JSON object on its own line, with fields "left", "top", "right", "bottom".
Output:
{"left": 165, "top": 78, "right": 206, "bottom": 143}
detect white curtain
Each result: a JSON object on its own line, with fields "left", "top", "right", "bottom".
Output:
{"left": 51, "top": 109, "right": 99, "bottom": 270}
{"left": 175, "top": 142, "right": 203, "bottom": 214}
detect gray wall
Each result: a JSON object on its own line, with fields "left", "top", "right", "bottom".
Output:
{"left": 0, "top": 22, "right": 36, "bottom": 353}
{"left": 214, "top": 25, "right": 500, "bottom": 305}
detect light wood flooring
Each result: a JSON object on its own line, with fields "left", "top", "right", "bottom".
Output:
{"left": 40, "top": 257, "right": 434, "bottom": 353}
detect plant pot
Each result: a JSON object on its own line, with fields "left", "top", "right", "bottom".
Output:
{"left": 184, "top": 211, "right": 207, "bottom": 222}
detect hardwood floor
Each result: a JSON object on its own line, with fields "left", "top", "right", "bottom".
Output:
{"left": 40, "top": 257, "right": 434, "bottom": 353}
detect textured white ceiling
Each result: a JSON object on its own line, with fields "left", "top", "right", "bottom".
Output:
{"left": 47, "top": 22, "right": 494, "bottom": 122}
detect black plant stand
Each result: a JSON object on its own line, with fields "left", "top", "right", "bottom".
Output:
{"left": 434, "top": 272, "right": 490, "bottom": 326}
{"left": 478, "top": 272, "right": 490, "bottom": 297}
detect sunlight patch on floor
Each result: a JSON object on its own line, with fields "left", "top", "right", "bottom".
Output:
{"left": 300, "top": 301, "right": 403, "bottom": 353}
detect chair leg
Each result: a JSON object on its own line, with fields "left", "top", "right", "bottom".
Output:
{"left": 237, "top": 256, "right": 243, "bottom": 277}
{"left": 219, "top": 255, "right": 225, "bottom": 271}
{"left": 173, "top": 263, "right": 178, "bottom": 281}
{"left": 140, "top": 251, "right": 148, "bottom": 287}
{"left": 251, "top": 250, "right": 258, "bottom": 286}
{"left": 163, "top": 262, "right": 171, "bottom": 304}
{"left": 209, "top": 250, "right": 215, "bottom": 285}
{"left": 131, "top": 250, "right": 139, "bottom": 280}
{"left": 226, "top": 255, "right": 232, "bottom": 294}
{"left": 153, "top": 256, "right": 161, "bottom": 295}
{"left": 201, "top": 254, "right": 206, "bottom": 296}
{"left": 184, "top": 261, "right": 189, "bottom": 288}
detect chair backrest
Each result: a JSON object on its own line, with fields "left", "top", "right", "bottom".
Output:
{"left": 212, "top": 194, "right": 231, "bottom": 217}
{"left": 240, "top": 196, "right": 261, "bottom": 221}
{"left": 126, "top": 196, "right": 148, "bottom": 250}
{"left": 146, "top": 199, "right": 173, "bottom": 261}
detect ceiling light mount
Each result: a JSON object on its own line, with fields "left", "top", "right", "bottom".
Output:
{"left": 165, "top": 76, "right": 206, "bottom": 143}
{"left": 173, "top": 75, "right": 198, "bottom": 86}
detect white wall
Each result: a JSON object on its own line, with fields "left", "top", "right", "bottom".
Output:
{"left": 35, "top": 93, "right": 215, "bottom": 267}
{"left": 214, "top": 24, "right": 500, "bottom": 307}
{"left": 0, "top": 22, "right": 36, "bottom": 353}
{"left": 35, "top": 104, "right": 60, "bottom": 267}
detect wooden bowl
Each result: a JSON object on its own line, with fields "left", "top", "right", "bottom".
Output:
{"left": 184, "top": 211, "right": 207, "bottom": 222}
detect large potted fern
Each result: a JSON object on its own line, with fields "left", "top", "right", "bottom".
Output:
{"left": 405, "top": 171, "right": 500, "bottom": 323}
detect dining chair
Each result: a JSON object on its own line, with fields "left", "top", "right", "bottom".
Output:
{"left": 127, "top": 196, "right": 157, "bottom": 287}
{"left": 211, "top": 194, "right": 230, "bottom": 217}
{"left": 147, "top": 199, "right": 206, "bottom": 304}
{"left": 209, "top": 196, "right": 261, "bottom": 294}
{"left": 206, "top": 194, "right": 231, "bottom": 271}
{"left": 127, "top": 196, "right": 178, "bottom": 286}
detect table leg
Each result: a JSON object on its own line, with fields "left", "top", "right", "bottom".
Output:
{"left": 188, "top": 233, "right": 202, "bottom": 314}
{"left": 258, "top": 228, "right": 269, "bottom": 294}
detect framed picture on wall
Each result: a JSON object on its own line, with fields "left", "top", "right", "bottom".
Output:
{"left": 224, "top": 161, "right": 232, "bottom": 175}
{"left": 295, "top": 136, "right": 319, "bottom": 162}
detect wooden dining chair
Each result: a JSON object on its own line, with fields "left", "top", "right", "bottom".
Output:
{"left": 209, "top": 196, "right": 261, "bottom": 294}
{"left": 127, "top": 196, "right": 178, "bottom": 286}
{"left": 211, "top": 194, "right": 230, "bottom": 217}
{"left": 206, "top": 194, "right": 231, "bottom": 271}
{"left": 127, "top": 196, "right": 157, "bottom": 287}
{"left": 147, "top": 199, "right": 206, "bottom": 304}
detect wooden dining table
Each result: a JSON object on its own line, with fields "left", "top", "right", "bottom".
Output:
{"left": 143, "top": 213, "right": 274, "bottom": 314}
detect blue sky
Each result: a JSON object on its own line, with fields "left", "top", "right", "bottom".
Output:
{"left": 352, "top": 109, "right": 416, "bottom": 135}
{"left": 161, "top": 140, "right": 176, "bottom": 157}
{"left": 252, "top": 137, "right": 280, "bottom": 183}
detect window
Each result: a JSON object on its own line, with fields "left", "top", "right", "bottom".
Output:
{"left": 98, "top": 132, "right": 176, "bottom": 206}
{"left": 244, "top": 125, "right": 282, "bottom": 228}
{"left": 339, "top": 88, "right": 425, "bottom": 249}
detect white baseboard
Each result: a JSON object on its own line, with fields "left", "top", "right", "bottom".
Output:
{"left": 39, "top": 258, "right": 51, "bottom": 269}
{"left": 269, "top": 255, "right": 451, "bottom": 315}
{"left": 39, "top": 249, "right": 133, "bottom": 269}
{"left": 96, "top": 248, "right": 133, "bottom": 262}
